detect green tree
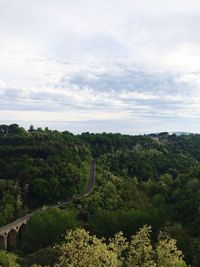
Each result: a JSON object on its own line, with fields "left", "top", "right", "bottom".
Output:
{"left": 56, "top": 228, "right": 118, "bottom": 267}
{"left": 156, "top": 232, "right": 186, "bottom": 267}
{"left": 57, "top": 226, "right": 188, "bottom": 267}
{"left": 22, "top": 208, "right": 79, "bottom": 253}
{"left": 0, "top": 251, "right": 19, "bottom": 267}
{"left": 127, "top": 225, "right": 155, "bottom": 267}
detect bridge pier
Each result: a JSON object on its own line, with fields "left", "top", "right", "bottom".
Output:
{"left": 4, "top": 236, "right": 7, "bottom": 250}
{"left": 0, "top": 216, "right": 30, "bottom": 251}
{"left": 0, "top": 234, "right": 7, "bottom": 250}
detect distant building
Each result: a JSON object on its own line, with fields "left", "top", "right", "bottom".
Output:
{"left": 150, "top": 136, "right": 159, "bottom": 142}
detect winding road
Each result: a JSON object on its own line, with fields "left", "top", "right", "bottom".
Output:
{"left": 79, "top": 159, "right": 96, "bottom": 197}
{"left": 0, "top": 159, "right": 96, "bottom": 236}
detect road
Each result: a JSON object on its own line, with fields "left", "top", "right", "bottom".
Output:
{"left": 0, "top": 159, "right": 96, "bottom": 234}
{"left": 79, "top": 159, "right": 96, "bottom": 197}
{"left": 52, "top": 159, "right": 96, "bottom": 207}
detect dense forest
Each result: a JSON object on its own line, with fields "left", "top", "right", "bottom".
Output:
{"left": 1, "top": 124, "right": 200, "bottom": 266}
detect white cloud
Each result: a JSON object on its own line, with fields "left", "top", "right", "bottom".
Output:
{"left": 0, "top": 80, "right": 6, "bottom": 89}
{"left": 1, "top": 0, "right": 200, "bottom": 132}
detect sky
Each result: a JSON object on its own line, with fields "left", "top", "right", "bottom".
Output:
{"left": 1, "top": 0, "right": 200, "bottom": 134}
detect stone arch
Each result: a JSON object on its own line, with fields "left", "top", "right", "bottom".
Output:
{"left": 7, "top": 229, "right": 17, "bottom": 251}
{"left": 18, "top": 223, "right": 26, "bottom": 242}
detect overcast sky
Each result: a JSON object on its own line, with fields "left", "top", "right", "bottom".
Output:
{"left": 1, "top": 0, "right": 200, "bottom": 134}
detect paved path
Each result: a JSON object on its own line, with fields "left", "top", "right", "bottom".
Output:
{"left": 79, "top": 159, "right": 96, "bottom": 197}
{"left": 0, "top": 159, "right": 96, "bottom": 235}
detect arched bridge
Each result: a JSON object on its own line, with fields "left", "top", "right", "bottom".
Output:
{"left": 0, "top": 160, "right": 95, "bottom": 251}
{"left": 0, "top": 213, "right": 32, "bottom": 250}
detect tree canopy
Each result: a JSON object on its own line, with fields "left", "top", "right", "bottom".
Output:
{"left": 1, "top": 125, "right": 200, "bottom": 266}
{"left": 56, "top": 226, "right": 187, "bottom": 267}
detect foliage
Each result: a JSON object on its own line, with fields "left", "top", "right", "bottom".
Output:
{"left": 20, "top": 247, "right": 61, "bottom": 267}
{"left": 127, "top": 226, "right": 155, "bottom": 267}
{"left": 56, "top": 228, "right": 118, "bottom": 267}
{"left": 21, "top": 208, "right": 79, "bottom": 253}
{"left": 0, "top": 124, "right": 91, "bottom": 225}
{"left": 56, "top": 226, "right": 187, "bottom": 267}
{"left": 1, "top": 126, "right": 200, "bottom": 265}
{"left": 156, "top": 232, "right": 184, "bottom": 267}
{"left": 0, "top": 250, "right": 19, "bottom": 267}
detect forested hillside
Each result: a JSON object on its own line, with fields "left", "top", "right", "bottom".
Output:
{"left": 79, "top": 132, "right": 200, "bottom": 266}
{"left": 0, "top": 124, "right": 91, "bottom": 226}
{"left": 1, "top": 124, "right": 200, "bottom": 266}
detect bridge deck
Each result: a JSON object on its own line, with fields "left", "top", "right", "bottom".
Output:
{"left": 0, "top": 213, "right": 33, "bottom": 235}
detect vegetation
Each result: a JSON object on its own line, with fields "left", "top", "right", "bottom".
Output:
{"left": 20, "top": 208, "right": 79, "bottom": 253}
{"left": 79, "top": 131, "right": 200, "bottom": 266}
{"left": 56, "top": 226, "right": 187, "bottom": 267}
{"left": 0, "top": 251, "right": 19, "bottom": 267}
{"left": 1, "top": 125, "right": 200, "bottom": 265}
{"left": 0, "top": 124, "right": 91, "bottom": 222}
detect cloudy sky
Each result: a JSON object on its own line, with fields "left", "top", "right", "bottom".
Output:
{"left": 1, "top": 0, "right": 200, "bottom": 134}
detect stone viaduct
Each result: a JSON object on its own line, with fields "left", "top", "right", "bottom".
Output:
{"left": 0, "top": 213, "right": 32, "bottom": 250}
